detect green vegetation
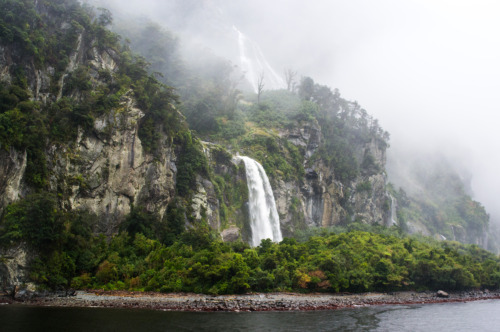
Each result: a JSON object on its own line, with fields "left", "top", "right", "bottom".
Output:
{"left": 240, "top": 133, "right": 305, "bottom": 182}
{"left": 1, "top": 0, "right": 497, "bottom": 297}
{"left": 356, "top": 181, "right": 372, "bottom": 193}
{"left": 388, "top": 157, "right": 490, "bottom": 247}
{"left": 0, "top": 0, "right": 184, "bottom": 188}
{"left": 117, "top": 20, "right": 389, "bottom": 189}
{"left": 0, "top": 194, "right": 105, "bottom": 290}
{"left": 174, "top": 131, "right": 209, "bottom": 197}
{"left": 2, "top": 199, "right": 499, "bottom": 293}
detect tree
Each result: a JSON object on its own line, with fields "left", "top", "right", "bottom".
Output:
{"left": 0, "top": 194, "right": 64, "bottom": 251}
{"left": 298, "top": 76, "right": 314, "bottom": 101}
{"left": 97, "top": 8, "right": 113, "bottom": 26}
{"left": 257, "top": 72, "right": 264, "bottom": 105}
{"left": 120, "top": 206, "right": 158, "bottom": 239}
{"left": 284, "top": 68, "right": 297, "bottom": 92}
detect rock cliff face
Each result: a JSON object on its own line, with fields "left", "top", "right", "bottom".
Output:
{"left": 386, "top": 149, "right": 492, "bottom": 248}
{"left": 0, "top": 245, "right": 33, "bottom": 293}
{"left": 0, "top": 2, "right": 186, "bottom": 287}
{"left": 0, "top": 4, "right": 390, "bottom": 244}
{"left": 0, "top": 149, "right": 26, "bottom": 213}
{"left": 0, "top": 35, "right": 179, "bottom": 235}
{"left": 1, "top": 0, "right": 495, "bottom": 293}
{"left": 274, "top": 120, "right": 389, "bottom": 236}
{"left": 49, "top": 96, "right": 178, "bottom": 234}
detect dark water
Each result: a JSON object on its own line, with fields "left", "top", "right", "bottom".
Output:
{"left": 1, "top": 300, "right": 499, "bottom": 331}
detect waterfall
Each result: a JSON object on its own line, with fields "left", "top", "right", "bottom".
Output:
{"left": 238, "top": 156, "right": 283, "bottom": 247}
{"left": 233, "top": 26, "right": 285, "bottom": 93}
{"left": 387, "top": 194, "right": 398, "bottom": 227}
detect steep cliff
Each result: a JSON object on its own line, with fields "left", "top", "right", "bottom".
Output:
{"left": 275, "top": 118, "right": 388, "bottom": 236}
{"left": 0, "top": 0, "right": 392, "bottom": 242}
{"left": 98, "top": 0, "right": 494, "bottom": 252}
{"left": 2, "top": 0, "right": 493, "bottom": 293}
{"left": 0, "top": 1, "right": 180, "bottom": 230}
{"left": 103, "top": 9, "right": 394, "bottom": 236}
{"left": 0, "top": 0, "right": 212, "bottom": 288}
{"left": 191, "top": 86, "right": 391, "bottom": 241}
{"left": 387, "top": 150, "right": 491, "bottom": 249}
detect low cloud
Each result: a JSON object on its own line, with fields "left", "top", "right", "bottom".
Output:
{"left": 88, "top": 0, "right": 500, "bottom": 222}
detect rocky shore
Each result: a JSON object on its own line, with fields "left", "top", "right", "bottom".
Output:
{"left": 2, "top": 290, "right": 500, "bottom": 312}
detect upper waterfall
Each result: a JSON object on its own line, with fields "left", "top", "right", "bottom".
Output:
{"left": 387, "top": 194, "right": 398, "bottom": 227}
{"left": 238, "top": 156, "right": 283, "bottom": 247}
{"left": 233, "top": 26, "right": 285, "bottom": 93}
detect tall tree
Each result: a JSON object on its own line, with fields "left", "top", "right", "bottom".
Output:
{"left": 257, "top": 71, "right": 264, "bottom": 105}
{"left": 284, "top": 68, "right": 297, "bottom": 92}
{"left": 298, "top": 76, "right": 314, "bottom": 101}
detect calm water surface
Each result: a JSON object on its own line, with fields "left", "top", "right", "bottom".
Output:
{"left": 1, "top": 300, "right": 499, "bottom": 331}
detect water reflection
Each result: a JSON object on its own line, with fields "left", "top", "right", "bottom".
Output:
{"left": 0, "top": 300, "right": 499, "bottom": 332}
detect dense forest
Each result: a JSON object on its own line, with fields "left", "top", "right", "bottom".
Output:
{"left": 2, "top": 193, "right": 500, "bottom": 293}
{"left": 0, "top": 0, "right": 498, "bottom": 295}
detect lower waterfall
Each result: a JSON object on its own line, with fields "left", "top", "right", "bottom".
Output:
{"left": 238, "top": 156, "right": 283, "bottom": 247}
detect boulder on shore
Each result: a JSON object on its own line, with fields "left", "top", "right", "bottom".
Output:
{"left": 437, "top": 290, "right": 449, "bottom": 298}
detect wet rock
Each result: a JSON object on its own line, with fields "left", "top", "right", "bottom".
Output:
{"left": 14, "top": 288, "right": 35, "bottom": 300}
{"left": 437, "top": 290, "right": 449, "bottom": 298}
{"left": 305, "top": 168, "right": 318, "bottom": 179}
{"left": 221, "top": 226, "right": 240, "bottom": 242}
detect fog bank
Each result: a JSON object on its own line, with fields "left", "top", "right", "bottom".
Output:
{"left": 87, "top": 0, "right": 500, "bottom": 222}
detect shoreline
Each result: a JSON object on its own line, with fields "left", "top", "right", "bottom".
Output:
{"left": 2, "top": 290, "right": 500, "bottom": 312}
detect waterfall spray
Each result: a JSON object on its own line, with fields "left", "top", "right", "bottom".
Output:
{"left": 238, "top": 156, "right": 282, "bottom": 246}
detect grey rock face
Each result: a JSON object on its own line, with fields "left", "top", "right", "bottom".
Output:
{"left": 221, "top": 226, "right": 241, "bottom": 242}
{"left": 0, "top": 245, "right": 33, "bottom": 292}
{"left": 191, "top": 175, "right": 220, "bottom": 230}
{"left": 46, "top": 94, "right": 177, "bottom": 234}
{"left": 0, "top": 149, "right": 27, "bottom": 215}
{"left": 0, "top": 6, "right": 391, "bottom": 251}
{"left": 276, "top": 120, "right": 389, "bottom": 235}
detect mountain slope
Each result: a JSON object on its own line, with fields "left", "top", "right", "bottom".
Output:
{"left": 0, "top": 0, "right": 496, "bottom": 292}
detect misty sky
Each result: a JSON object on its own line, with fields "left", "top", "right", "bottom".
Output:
{"left": 92, "top": 0, "right": 500, "bottom": 221}
{"left": 222, "top": 0, "right": 500, "bottom": 219}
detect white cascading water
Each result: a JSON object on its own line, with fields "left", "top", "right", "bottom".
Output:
{"left": 387, "top": 194, "right": 398, "bottom": 227}
{"left": 233, "top": 26, "right": 285, "bottom": 93}
{"left": 238, "top": 156, "right": 283, "bottom": 247}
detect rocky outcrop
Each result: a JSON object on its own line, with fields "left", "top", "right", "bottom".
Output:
{"left": 0, "top": 245, "right": 33, "bottom": 292}
{"left": 0, "top": 9, "right": 219, "bottom": 234}
{"left": 221, "top": 226, "right": 240, "bottom": 242}
{"left": 190, "top": 175, "right": 220, "bottom": 230}
{"left": 0, "top": 149, "right": 27, "bottom": 215}
{"left": 45, "top": 94, "right": 177, "bottom": 234}
{"left": 276, "top": 120, "right": 389, "bottom": 236}
{"left": 0, "top": 42, "right": 179, "bottom": 233}
{"left": 0, "top": 1, "right": 390, "bottom": 249}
